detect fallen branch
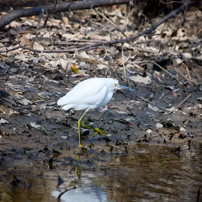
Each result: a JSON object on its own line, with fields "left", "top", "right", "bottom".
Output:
{"left": 0, "top": 0, "right": 132, "bottom": 29}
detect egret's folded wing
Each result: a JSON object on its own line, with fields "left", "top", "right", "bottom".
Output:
{"left": 57, "top": 79, "right": 109, "bottom": 111}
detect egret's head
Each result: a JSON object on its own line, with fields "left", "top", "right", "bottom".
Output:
{"left": 106, "top": 78, "right": 133, "bottom": 91}
{"left": 114, "top": 81, "right": 133, "bottom": 91}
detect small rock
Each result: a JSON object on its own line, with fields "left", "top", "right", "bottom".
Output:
{"left": 175, "top": 58, "right": 183, "bottom": 64}
{"left": 148, "top": 104, "right": 159, "bottom": 111}
{"left": 61, "top": 136, "right": 68, "bottom": 139}
{"left": 179, "top": 127, "right": 187, "bottom": 135}
{"left": 156, "top": 123, "right": 163, "bottom": 129}
{"left": 146, "top": 129, "right": 153, "bottom": 134}
{"left": 30, "top": 122, "right": 41, "bottom": 129}
{"left": 0, "top": 118, "right": 9, "bottom": 124}
{"left": 20, "top": 98, "right": 32, "bottom": 105}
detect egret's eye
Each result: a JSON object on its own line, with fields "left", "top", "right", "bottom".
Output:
{"left": 115, "top": 84, "right": 118, "bottom": 87}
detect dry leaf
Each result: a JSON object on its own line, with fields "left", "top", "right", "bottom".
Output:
{"left": 0, "top": 105, "right": 18, "bottom": 116}
{"left": 59, "top": 58, "right": 69, "bottom": 71}
{"left": 79, "top": 52, "right": 90, "bottom": 59}
{"left": 33, "top": 42, "right": 44, "bottom": 50}
{"left": 63, "top": 33, "right": 75, "bottom": 40}
{"left": 49, "top": 18, "right": 61, "bottom": 24}
{"left": 87, "top": 33, "right": 110, "bottom": 41}
{"left": 97, "top": 64, "right": 108, "bottom": 70}
{"left": 71, "top": 64, "right": 82, "bottom": 76}
{"left": 10, "top": 21, "right": 21, "bottom": 27}
{"left": 19, "top": 98, "right": 32, "bottom": 105}
{"left": 62, "top": 16, "right": 69, "bottom": 25}
{"left": 182, "top": 53, "right": 192, "bottom": 59}
{"left": 130, "top": 75, "right": 151, "bottom": 84}
{"left": 20, "top": 34, "right": 33, "bottom": 47}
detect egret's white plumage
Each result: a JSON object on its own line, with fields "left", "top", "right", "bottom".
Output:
{"left": 57, "top": 78, "right": 118, "bottom": 111}
{"left": 57, "top": 77, "right": 130, "bottom": 147}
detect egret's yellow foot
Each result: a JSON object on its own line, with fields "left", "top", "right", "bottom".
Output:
{"left": 78, "top": 109, "right": 106, "bottom": 147}
{"left": 93, "top": 127, "right": 107, "bottom": 137}
{"left": 81, "top": 120, "right": 106, "bottom": 137}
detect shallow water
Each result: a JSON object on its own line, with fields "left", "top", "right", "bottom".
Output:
{"left": 0, "top": 143, "right": 201, "bottom": 202}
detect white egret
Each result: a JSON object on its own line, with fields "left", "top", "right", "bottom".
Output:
{"left": 57, "top": 78, "right": 132, "bottom": 147}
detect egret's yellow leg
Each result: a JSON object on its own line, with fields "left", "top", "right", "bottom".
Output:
{"left": 81, "top": 120, "right": 107, "bottom": 137}
{"left": 75, "top": 166, "right": 78, "bottom": 176}
{"left": 78, "top": 109, "right": 89, "bottom": 147}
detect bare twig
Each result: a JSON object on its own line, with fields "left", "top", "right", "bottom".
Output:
{"left": 169, "top": 65, "right": 197, "bottom": 85}
{"left": 122, "top": 46, "right": 126, "bottom": 79}
{"left": 152, "top": 61, "right": 177, "bottom": 79}
{"left": 139, "top": 96, "right": 170, "bottom": 111}
{"left": 57, "top": 186, "right": 77, "bottom": 200}
{"left": 186, "top": 66, "right": 191, "bottom": 79}
{"left": 135, "top": 60, "right": 180, "bottom": 82}
{"left": 0, "top": 45, "right": 21, "bottom": 53}
{"left": 43, "top": 0, "right": 60, "bottom": 27}
{"left": 94, "top": 8, "right": 129, "bottom": 39}
{"left": 168, "top": 93, "right": 191, "bottom": 114}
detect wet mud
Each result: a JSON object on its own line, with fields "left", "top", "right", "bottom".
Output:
{"left": 0, "top": 64, "right": 202, "bottom": 201}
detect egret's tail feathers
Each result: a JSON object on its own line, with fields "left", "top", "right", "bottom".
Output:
{"left": 60, "top": 104, "right": 75, "bottom": 110}
{"left": 57, "top": 95, "right": 69, "bottom": 106}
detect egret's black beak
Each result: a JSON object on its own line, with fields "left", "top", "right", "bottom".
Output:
{"left": 117, "top": 85, "right": 134, "bottom": 91}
